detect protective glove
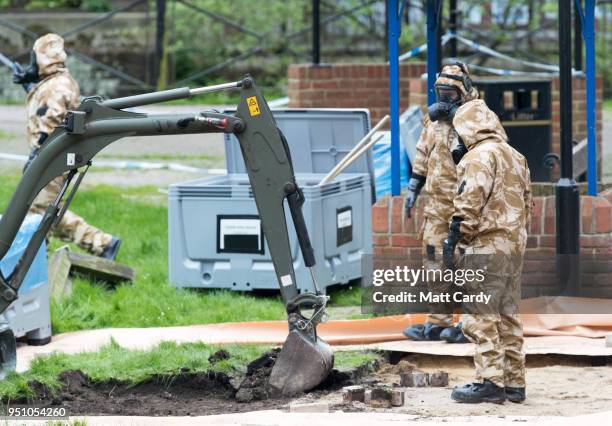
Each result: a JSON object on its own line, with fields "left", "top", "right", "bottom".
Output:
{"left": 404, "top": 174, "right": 426, "bottom": 218}
{"left": 12, "top": 51, "right": 39, "bottom": 88}
{"left": 451, "top": 136, "right": 468, "bottom": 165}
{"left": 443, "top": 217, "right": 464, "bottom": 269}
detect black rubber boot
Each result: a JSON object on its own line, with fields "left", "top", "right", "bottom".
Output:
{"left": 440, "top": 323, "right": 470, "bottom": 344}
{"left": 505, "top": 386, "right": 526, "bottom": 403}
{"left": 403, "top": 323, "right": 444, "bottom": 341}
{"left": 451, "top": 380, "right": 506, "bottom": 404}
{"left": 99, "top": 236, "right": 122, "bottom": 261}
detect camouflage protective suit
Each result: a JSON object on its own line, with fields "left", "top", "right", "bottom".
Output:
{"left": 26, "top": 34, "right": 113, "bottom": 256}
{"left": 450, "top": 99, "right": 533, "bottom": 388}
{"left": 411, "top": 64, "right": 478, "bottom": 327}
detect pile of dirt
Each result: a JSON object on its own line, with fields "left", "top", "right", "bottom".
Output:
{"left": 9, "top": 349, "right": 378, "bottom": 416}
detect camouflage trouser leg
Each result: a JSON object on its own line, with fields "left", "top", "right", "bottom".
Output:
{"left": 421, "top": 217, "right": 454, "bottom": 328}
{"left": 28, "top": 174, "right": 113, "bottom": 256}
{"left": 462, "top": 314, "right": 505, "bottom": 387}
{"left": 501, "top": 273, "right": 525, "bottom": 387}
{"left": 461, "top": 251, "right": 524, "bottom": 388}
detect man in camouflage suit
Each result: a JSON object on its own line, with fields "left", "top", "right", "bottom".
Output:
{"left": 13, "top": 34, "right": 121, "bottom": 259}
{"left": 402, "top": 63, "right": 476, "bottom": 343}
{"left": 443, "top": 98, "right": 533, "bottom": 404}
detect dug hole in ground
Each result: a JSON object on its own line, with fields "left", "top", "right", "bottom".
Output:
{"left": 12, "top": 343, "right": 612, "bottom": 419}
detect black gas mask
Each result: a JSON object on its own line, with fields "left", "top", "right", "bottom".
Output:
{"left": 428, "top": 84, "right": 463, "bottom": 123}
{"left": 12, "top": 50, "right": 40, "bottom": 86}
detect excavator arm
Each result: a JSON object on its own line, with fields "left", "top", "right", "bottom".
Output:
{"left": 0, "top": 76, "right": 332, "bottom": 394}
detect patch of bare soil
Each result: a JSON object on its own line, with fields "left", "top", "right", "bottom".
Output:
{"left": 9, "top": 350, "right": 612, "bottom": 418}
{"left": 9, "top": 349, "right": 377, "bottom": 416}
{"left": 324, "top": 354, "right": 612, "bottom": 418}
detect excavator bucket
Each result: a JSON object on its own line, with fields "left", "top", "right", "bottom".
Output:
{"left": 0, "top": 325, "right": 16, "bottom": 379}
{"left": 269, "top": 330, "right": 334, "bottom": 396}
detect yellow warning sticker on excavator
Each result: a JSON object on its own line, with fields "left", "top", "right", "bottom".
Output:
{"left": 247, "top": 96, "right": 261, "bottom": 116}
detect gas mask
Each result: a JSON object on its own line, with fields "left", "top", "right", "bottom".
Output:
{"left": 12, "top": 50, "right": 40, "bottom": 86}
{"left": 428, "top": 84, "right": 463, "bottom": 123}
{"left": 451, "top": 135, "right": 468, "bottom": 165}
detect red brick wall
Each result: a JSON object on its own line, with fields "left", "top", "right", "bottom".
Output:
{"left": 287, "top": 63, "right": 426, "bottom": 124}
{"left": 372, "top": 189, "right": 612, "bottom": 297}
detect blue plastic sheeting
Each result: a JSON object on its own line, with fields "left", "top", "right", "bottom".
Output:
{"left": 0, "top": 214, "right": 48, "bottom": 293}
{"left": 373, "top": 131, "right": 410, "bottom": 199}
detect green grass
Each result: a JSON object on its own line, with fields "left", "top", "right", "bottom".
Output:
{"left": 0, "top": 341, "right": 270, "bottom": 399}
{"left": 604, "top": 98, "right": 612, "bottom": 111}
{"left": 0, "top": 341, "right": 380, "bottom": 400}
{"left": 0, "top": 173, "right": 364, "bottom": 334}
{"left": 0, "top": 129, "right": 15, "bottom": 140}
{"left": 333, "top": 350, "right": 380, "bottom": 372}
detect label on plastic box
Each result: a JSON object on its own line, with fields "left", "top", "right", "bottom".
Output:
{"left": 337, "top": 207, "right": 353, "bottom": 247}
{"left": 337, "top": 209, "right": 352, "bottom": 228}
{"left": 217, "top": 215, "right": 264, "bottom": 254}
{"left": 247, "top": 96, "right": 261, "bottom": 116}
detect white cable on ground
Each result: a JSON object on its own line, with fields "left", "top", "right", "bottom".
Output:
{"left": 0, "top": 153, "right": 225, "bottom": 175}
{"left": 319, "top": 115, "right": 390, "bottom": 186}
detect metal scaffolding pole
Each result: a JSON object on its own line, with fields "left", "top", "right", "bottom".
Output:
{"left": 312, "top": 0, "right": 321, "bottom": 65}
{"left": 387, "top": 0, "right": 402, "bottom": 195}
{"left": 556, "top": 0, "right": 581, "bottom": 296}
{"left": 583, "top": 0, "right": 597, "bottom": 195}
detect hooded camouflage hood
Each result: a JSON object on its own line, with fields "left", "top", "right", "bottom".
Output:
{"left": 435, "top": 63, "right": 479, "bottom": 102}
{"left": 452, "top": 99, "right": 507, "bottom": 149}
{"left": 33, "top": 33, "right": 67, "bottom": 78}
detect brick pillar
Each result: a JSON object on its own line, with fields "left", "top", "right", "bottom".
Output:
{"left": 287, "top": 63, "right": 426, "bottom": 124}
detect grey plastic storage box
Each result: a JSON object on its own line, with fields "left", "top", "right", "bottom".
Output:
{"left": 169, "top": 173, "right": 372, "bottom": 294}
{"left": 0, "top": 214, "right": 52, "bottom": 344}
{"left": 169, "top": 108, "right": 376, "bottom": 293}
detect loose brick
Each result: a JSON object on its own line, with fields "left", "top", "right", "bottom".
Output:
{"left": 429, "top": 371, "right": 449, "bottom": 387}
{"left": 342, "top": 385, "right": 366, "bottom": 403}
{"left": 391, "top": 389, "right": 405, "bottom": 406}
{"left": 369, "top": 387, "right": 393, "bottom": 408}
{"left": 400, "top": 371, "right": 429, "bottom": 387}
{"left": 289, "top": 402, "right": 330, "bottom": 413}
